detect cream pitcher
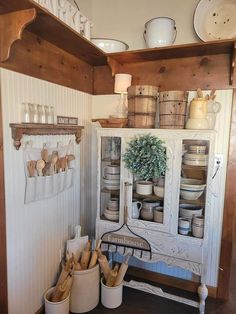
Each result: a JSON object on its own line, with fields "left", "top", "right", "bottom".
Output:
{"left": 186, "top": 89, "right": 209, "bottom": 129}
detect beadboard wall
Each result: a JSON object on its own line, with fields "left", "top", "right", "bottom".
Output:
{"left": 0, "top": 68, "right": 92, "bottom": 314}
{"left": 92, "top": 89, "right": 233, "bottom": 286}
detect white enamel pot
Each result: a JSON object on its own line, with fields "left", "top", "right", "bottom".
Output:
{"left": 144, "top": 17, "right": 177, "bottom": 48}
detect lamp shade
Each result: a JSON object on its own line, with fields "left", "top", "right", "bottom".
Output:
{"left": 114, "top": 73, "right": 132, "bottom": 94}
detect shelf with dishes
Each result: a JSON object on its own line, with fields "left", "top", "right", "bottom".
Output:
{"left": 178, "top": 141, "right": 209, "bottom": 239}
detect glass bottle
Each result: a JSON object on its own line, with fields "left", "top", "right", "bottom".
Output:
{"left": 48, "top": 106, "right": 55, "bottom": 124}
{"left": 44, "top": 105, "right": 49, "bottom": 124}
{"left": 21, "top": 102, "right": 30, "bottom": 123}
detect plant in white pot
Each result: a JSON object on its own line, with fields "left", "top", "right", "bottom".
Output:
{"left": 123, "top": 134, "right": 167, "bottom": 195}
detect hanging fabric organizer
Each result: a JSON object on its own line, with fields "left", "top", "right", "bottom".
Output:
{"left": 24, "top": 141, "right": 76, "bottom": 203}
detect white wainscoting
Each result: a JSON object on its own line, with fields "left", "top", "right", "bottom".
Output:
{"left": 0, "top": 69, "right": 92, "bottom": 314}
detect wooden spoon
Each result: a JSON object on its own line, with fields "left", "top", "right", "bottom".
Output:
{"left": 41, "top": 147, "right": 49, "bottom": 162}
{"left": 66, "top": 154, "right": 75, "bottom": 168}
{"left": 27, "top": 160, "right": 36, "bottom": 177}
{"left": 50, "top": 152, "right": 58, "bottom": 175}
{"left": 36, "top": 159, "right": 45, "bottom": 176}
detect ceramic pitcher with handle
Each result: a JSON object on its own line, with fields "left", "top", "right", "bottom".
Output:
{"left": 207, "top": 100, "right": 221, "bottom": 129}
{"left": 132, "top": 199, "right": 142, "bottom": 219}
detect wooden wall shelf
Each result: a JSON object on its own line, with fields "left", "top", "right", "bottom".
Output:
{"left": 0, "top": 0, "right": 235, "bottom": 94}
{"left": 0, "top": 0, "right": 107, "bottom": 66}
{"left": 9, "top": 123, "right": 84, "bottom": 150}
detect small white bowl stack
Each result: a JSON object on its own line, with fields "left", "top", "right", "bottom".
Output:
{"left": 103, "top": 165, "right": 120, "bottom": 190}
{"left": 183, "top": 145, "right": 208, "bottom": 166}
{"left": 104, "top": 198, "right": 119, "bottom": 221}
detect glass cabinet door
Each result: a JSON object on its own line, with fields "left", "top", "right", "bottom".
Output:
{"left": 178, "top": 139, "right": 209, "bottom": 239}
{"left": 99, "top": 136, "right": 121, "bottom": 222}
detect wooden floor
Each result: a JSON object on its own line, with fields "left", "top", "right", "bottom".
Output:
{"left": 89, "top": 231, "right": 236, "bottom": 314}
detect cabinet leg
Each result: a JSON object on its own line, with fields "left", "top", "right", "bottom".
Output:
{"left": 198, "top": 283, "right": 208, "bottom": 314}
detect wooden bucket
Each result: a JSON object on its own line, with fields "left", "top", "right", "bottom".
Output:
{"left": 159, "top": 90, "right": 189, "bottom": 102}
{"left": 159, "top": 114, "right": 185, "bottom": 129}
{"left": 159, "top": 101, "right": 187, "bottom": 115}
{"left": 128, "top": 85, "right": 158, "bottom": 97}
{"left": 128, "top": 97, "right": 157, "bottom": 114}
{"left": 128, "top": 113, "right": 155, "bottom": 128}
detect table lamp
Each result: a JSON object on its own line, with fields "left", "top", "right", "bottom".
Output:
{"left": 114, "top": 73, "right": 132, "bottom": 118}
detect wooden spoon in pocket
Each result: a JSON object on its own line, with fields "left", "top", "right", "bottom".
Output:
{"left": 27, "top": 160, "right": 36, "bottom": 177}
{"left": 66, "top": 154, "right": 75, "bottom": 168}
{"left": 36, "top": 159, "right": 45, "bottom": 176}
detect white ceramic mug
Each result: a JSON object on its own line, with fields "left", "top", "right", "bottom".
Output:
{"left": 132, "top": 199, "right": 142, "bottom": 219}
{"left": 144, "top": 17, "right": 177, "bottom": 48}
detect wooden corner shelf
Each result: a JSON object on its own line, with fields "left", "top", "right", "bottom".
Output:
{"left": 9, "top": 123, "right": 84, "bottom": 150}
{"left": 0, "top": 0, "right": 107, "bottom": 66}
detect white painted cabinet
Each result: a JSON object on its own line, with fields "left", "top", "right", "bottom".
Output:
{"left": 96, "top": 128, "right": 216, "bottom": 313}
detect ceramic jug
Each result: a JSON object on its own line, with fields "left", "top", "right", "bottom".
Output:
{"left": 132, "top": 199, "right": 142, "bottom": 219}
{"left": 206, "top": 100, "right": 221, "bottom": 129}
{"left": 144, "top": 17, "right": 177, "bottom": 48}
{"left": 185, "top": 98, "right": 209, "bottom": 129}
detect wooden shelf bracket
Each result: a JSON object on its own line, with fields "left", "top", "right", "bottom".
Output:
{"left": 230, "top": 42, "right": 236, "bottom": 85}
{"left": 0, "top": 8, "right": 37, "bottom": 62}
{"left": 107, "top": 56, "right": 122, "bottom": 76}
{"left": 10, "top": 123, "right": 84, "bottom": 150}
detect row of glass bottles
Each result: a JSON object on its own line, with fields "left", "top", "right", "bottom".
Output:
{"left": 21, "top": 103, "right": 55, "bottom": 124}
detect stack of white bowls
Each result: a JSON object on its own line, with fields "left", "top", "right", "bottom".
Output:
{"left": 180, "top": 178, "right": 206, "bottom": 200}
{"left": 183, "top": 145, "right": 208, "bottom": 166}
{"left": 104, "top": 198, "right": 119, "bottom": 221}
{"left": 179, "top": 203, "right": 203, "bottom": 231}
{"left": 103, "top": 165, "right": 120, "bottom": 190}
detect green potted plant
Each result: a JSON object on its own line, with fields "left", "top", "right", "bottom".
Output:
{"left": 123, "top": 134, "right": 167, "bottom": 195}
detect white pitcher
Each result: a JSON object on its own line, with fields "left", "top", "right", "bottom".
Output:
{"left": 132, "top": 199, "right": 142, "bottom": 219}
{"left": 207, "top": 100, "right": 221, "bottom": 129}
{"left": 144, "top": 17, "right": 177, "bottom": 48}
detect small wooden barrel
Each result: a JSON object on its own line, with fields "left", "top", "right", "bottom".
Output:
{"left": 159, "top": 114, "right": 186, "bottom": 129}
{"left": 128, "top": 97, "right": 157, "bottom": 114}
{"left": 128, "top": 85, "right": 158, "bottom": 98}
{"left": 159, "top": 90, "right": 189, "bottom": 102}
{"left": 128, "top": 113, "right": 155, "bottom": 128}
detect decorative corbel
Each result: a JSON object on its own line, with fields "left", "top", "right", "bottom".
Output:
{"left": 0, "top": 8, "right": 37, "bottom": 62}
{"left": 107, "top": 56, "right": 122, "bottom": 76}
{"left": 230, "top": 42, "right": 236, "bottom": 85}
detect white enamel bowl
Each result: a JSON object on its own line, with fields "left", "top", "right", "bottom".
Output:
{"left": 91, "top": 38, "right": 129, "bottom": 53}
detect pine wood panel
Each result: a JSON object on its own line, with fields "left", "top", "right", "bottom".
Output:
{"left": 217, "top": 89, "right": 236, "bottom": 300}
{"left": 94, "top": 53, "right": 234, "bottom": 95}
{"left": 0, "top": 30, "right": 94, "bottom": 94}
{"left": 0, "top": 82, "right": 8, "bottom": 314}
{"left": 107, "top": 39, "right": 236, "bottom": 64}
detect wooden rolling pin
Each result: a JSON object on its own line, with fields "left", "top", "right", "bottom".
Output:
{"left": 114, "top": 254, "right": 131, "bottom": 286}
{"left": 80, "top": 240, "right": 91, "bottom": 269}
{"left": 106, "top": 267, "right": 118, "bottom": 287}
{"left": 88, "top": 239, "right": 102, "bottom": 269}
{"left": 97, "top": 249, "right": 111, "bottom": 281}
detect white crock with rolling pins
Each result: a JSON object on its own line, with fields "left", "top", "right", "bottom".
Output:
{"left": 132, "top": 199, "right": 142, "bottom": 219}
{"left": 144, "top": 17, "right": 177, "bottom": 48}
